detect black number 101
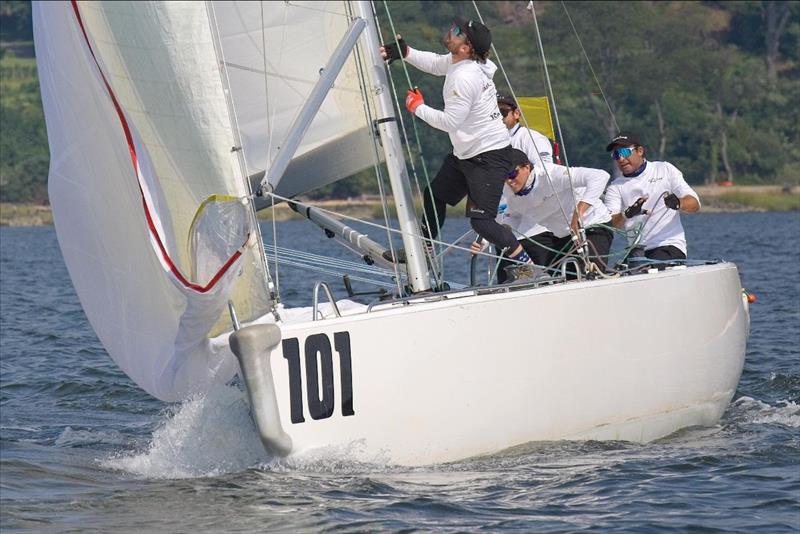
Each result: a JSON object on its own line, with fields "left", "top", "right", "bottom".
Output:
{"left": 282, "top": 331, "right": 354, "bottom": 424}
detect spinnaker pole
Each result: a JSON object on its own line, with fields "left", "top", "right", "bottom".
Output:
{"left": 353, "top": 0, "right": 432, "bottom": 293}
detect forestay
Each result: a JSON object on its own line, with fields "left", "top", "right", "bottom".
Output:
{"left": 33, "top": 1, "right": 376, "bottom": 402}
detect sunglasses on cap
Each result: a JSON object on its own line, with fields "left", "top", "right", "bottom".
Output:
{"left": 611, "top": 145, "right": 638, "bottom": 160}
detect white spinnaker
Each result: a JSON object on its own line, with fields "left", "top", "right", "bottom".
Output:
{"left": 212, "top": 1, "right": 379, "bottom": 197}
{"left": 33, "top": 1, "right": 272, "bottom": 401}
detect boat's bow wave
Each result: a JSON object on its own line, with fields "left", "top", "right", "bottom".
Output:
{"left": 99, "top": 382, "right": 797, "bottom": 480}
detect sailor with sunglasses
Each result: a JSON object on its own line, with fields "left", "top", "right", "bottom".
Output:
{"left": 497, "top": 95, "right": 553, "bottom": 168}
{"left": 604, "top": 133, "right": 701, "bottom": 263}
{"left": 486, "top": 149, "right": 612, "bottom": 280}
{"left": 380, "top": 21, "right": 536, "bottom": 274}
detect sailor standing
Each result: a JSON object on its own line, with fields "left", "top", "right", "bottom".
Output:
{"left": 604, "top": 133, "right": 701, "bottom": 263}
{"left": 380, "top": 20, "right": 534, "bottom": 273}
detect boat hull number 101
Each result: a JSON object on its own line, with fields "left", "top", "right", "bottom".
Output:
{"left": 282, "top": 332, "right": 354, "bottom": 424}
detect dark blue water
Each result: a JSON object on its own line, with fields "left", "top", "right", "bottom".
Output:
{"left": 2, "top": 212, "right": 799, "bottom": 532}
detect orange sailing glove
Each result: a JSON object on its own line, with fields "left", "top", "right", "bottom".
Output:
{"left": 405, "top": 88, "right": 424, "bottom": 114}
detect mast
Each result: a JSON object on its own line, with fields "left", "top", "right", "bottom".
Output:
{"left": 353, "top": 1, "right": 432, "bottom": 293}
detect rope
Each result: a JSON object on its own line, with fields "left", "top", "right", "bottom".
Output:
{"left": 627, "top": 193, "right": 675, "bottom": 248}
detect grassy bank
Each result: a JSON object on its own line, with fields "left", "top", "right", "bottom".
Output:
{"left": 0, "top": 203, "right": 52, "bottom": 226}
{"left": 694, "top": 185, "right": 799, "bottom": 212}
{"left": 2, "top": 187, "right": 797, "bottom": 227}
{"left": 710, "top": 191, "right": 799, "bottom": 212}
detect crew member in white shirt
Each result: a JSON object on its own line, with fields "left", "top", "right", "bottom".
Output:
{"left": 497, "top": 94, "right": 553, "bottom": 167}
{"left": 484, "top": 149, "right": 612, "bottom": 280}
{"left": 495, "top": 95, "right": 552, "bottom": 277}
{"left": 380, "top": 20, "right": 534, "bottom": 271}
{"left": 603, "top": 132, "right": 700, "bottom": 263}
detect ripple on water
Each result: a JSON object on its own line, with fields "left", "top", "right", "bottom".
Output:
{"left": 1, "top": 217, "right": 799, "bottom": 531}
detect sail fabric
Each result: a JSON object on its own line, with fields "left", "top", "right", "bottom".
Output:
{"left": 516, "top": 96, "right": 556, "bottom": 142}
{"left": 211, "top": 1, "right": 379, "bottom": 197}
{"left": 33, "top": 1, "right": 272, "bottom": 401}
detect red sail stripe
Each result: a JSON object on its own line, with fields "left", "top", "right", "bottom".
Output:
{"left": 69, "top": 1, "right": 246, "bottom": 293}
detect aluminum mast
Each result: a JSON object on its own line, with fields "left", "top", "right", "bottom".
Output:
{"left": 353, "top": 1, "right": 432, "bottom": 293}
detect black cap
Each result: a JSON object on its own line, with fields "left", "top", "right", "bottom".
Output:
{"left": 497, "top": 94, "right": 517, "bottom": 109}
{"left": 510, "top": 148, "right": 530, "bottom": 168}
{"left": 606, "top": 132, "right": 643, "bottom": 152}
{"left": 454, "top": 17, "right": 492, "bottom": 55}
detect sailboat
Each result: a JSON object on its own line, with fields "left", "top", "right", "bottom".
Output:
{"left": 33, "top": 1, "right": 749, "bottom": 466}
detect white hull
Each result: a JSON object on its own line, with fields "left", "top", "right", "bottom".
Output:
{"left": 244, "top": 263, "right": 748, "bottom": 466}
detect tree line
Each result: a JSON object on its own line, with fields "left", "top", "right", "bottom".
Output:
{"left": 1, "top": 1, "right": 797, "bottom": 203}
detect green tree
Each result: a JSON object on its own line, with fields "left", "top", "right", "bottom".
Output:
{"left": 0, "top": 0, "right": 32, "bottom": 43}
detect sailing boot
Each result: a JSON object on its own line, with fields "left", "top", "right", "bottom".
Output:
{"left": 503, "top": 248, "right": 538, "bottom": 283}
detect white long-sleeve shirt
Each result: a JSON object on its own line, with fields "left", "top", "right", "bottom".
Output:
{"left": 507, "top": 124, "right": 553, "bottom": 235}
{"left": 502, "top": 164, "right": 612, "bottom": 238}
{"left": 603, "top": 161, "right": 700, "bottom": 254}
{"left": 404, "top": 48, "right": 509, "bottom": 160}
{"left": 510, "top": 123, "right": 552, "bottom": 166}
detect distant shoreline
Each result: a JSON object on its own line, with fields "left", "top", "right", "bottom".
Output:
{"left": 1, "top": 186, "right": 797, "bottom": 227}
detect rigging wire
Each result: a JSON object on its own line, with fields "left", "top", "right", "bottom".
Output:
{"left": 263, "top": 189, "right": 515, "bottom": 266}
{"left": 261, "top": 243, "right": 467, "bottom": 291}
{"left": 204, "top": 1, "right": 278, "bottom": 315}
{"left": 375, "top": 1, "right": 444, "bottom": 281}
{"left": 559, "top": 1, "right": 620, "bottom": 134}
{"left": 264, "top": 244, "right": 399, "bottom": 277}
{"left": 347, "top": 0, "right": 404, "bottom": 296}
{"left": 266, "top": 256, "right": 399, "bottom": 290}
{"left": 259, "top": 2, "right": 291, "bottom": 303}
{"left": 269, "top": 192, "right": 281, "bottom": 298}
{"left": 525, "top": 0, "right": 584, "bottom": 260}
{"left": 254, "top": 2, "right": 644, "bottom": 289}
{"left": 469, "top": 1, "right": 580, "bottom": 251}
{"left": 523, "top": 2, "right": 571, "bottom": 171}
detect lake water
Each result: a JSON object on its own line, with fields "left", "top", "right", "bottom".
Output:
{"left": 1, "top": 212, "right": 799, "bottom": 532}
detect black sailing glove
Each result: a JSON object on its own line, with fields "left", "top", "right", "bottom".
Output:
{"left": 382, "top": 36, "right": 408, "bottom": 64}
{"left": 663, "top": 193, "right": 681, "bottom": 210}
{"left": 624, "top": 197, "right": 648, "bottom": 218}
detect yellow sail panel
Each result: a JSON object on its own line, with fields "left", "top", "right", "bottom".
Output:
{"left": 516, "top": 96, "right": 556, "bottom": 142}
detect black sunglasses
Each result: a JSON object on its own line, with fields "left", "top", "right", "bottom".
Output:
{"left": 499, "top": 106, "right": 514, "bottom": 118}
